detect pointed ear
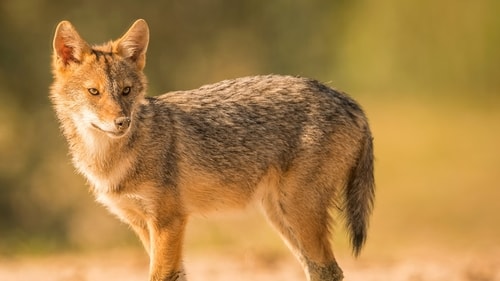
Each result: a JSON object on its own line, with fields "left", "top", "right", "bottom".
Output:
{"left": 116, "top": 19, "right": 149, "bottom": 70}
{"left": 53, "top": 21, "right": 91, "bottom": 66}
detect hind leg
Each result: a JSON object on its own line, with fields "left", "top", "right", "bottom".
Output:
{"left": 261, "top": 182, "right": 344, "bottom": 281}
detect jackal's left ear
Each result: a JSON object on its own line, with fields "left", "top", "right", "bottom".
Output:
{"left": 53, "top": 21, "right": 91, "bottom": 66}
{"left": 116, "top": 19, "right": 149, "bottom": 70}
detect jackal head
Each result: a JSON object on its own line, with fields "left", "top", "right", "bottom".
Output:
{"left": 51, "top": 20, "right": 149, "bottom": 139}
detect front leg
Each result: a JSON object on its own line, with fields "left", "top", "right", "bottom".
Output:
{"left": 129, "top": 219, "right": 151, "bottom": 256}
{"left": 148, "top": 215, "right": 188, "bottom": 281}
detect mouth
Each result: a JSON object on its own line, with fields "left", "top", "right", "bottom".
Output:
{"left": 91, "top": 123, "right": 129, "bottom": 138}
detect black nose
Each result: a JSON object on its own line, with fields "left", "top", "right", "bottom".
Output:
{"left": 114, "top": 116, "right": 131, "bottom": 130}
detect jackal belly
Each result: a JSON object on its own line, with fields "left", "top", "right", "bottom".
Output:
{"left": 178, "top": 164, "right": 282, "bottom": 214}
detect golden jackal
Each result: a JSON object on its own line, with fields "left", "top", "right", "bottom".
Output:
{"left": 50, "top": 19, "right": 374, "bottom": 281}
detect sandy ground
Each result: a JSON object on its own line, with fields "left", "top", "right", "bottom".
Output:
{"left": 0, "top": 249, "right": 499, "bottom": 281}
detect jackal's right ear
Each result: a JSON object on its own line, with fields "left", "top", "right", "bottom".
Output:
{"left": 53, "top": 21, "right": 91, "bottom": 66}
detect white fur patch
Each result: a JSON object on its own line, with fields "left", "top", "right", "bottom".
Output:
{"left": 70, "top": 108, "right": 135, "bottom": 193}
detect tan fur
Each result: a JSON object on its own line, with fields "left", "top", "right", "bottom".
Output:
{"left": 50, "top": 19, "right": 375, "bottom": 281}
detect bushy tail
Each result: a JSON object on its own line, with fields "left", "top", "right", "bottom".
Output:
{"left": 344, "top": 128, "right": 375, "bottom": 257}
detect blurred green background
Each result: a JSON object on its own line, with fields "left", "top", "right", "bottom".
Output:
{"left": 0, "top": 0, "right": 499, "bottom": 258}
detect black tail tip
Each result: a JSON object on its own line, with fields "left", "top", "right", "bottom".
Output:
{"left": 351, "top": 232, "right": 366, "bottom": 258}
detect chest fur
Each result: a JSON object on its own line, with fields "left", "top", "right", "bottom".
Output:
{"left": 94, "top": 184, "right": 161, "bottom": 225}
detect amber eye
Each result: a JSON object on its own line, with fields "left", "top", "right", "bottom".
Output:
{"left": 122, "top": 86, "right": 131, "bottom": 96}
{"left": 88, "top": 88, "right": 100, "bottom": 95}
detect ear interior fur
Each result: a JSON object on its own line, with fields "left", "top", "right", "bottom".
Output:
{"left": 53, "top": 21, "right": 90, "bottom": 66}
{"left": 52, "top": 19, "right": 150, "bottom": 70}
{"left": 116, "top": 19, "right": 149, "bottom": 70}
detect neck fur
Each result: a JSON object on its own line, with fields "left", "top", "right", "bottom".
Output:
{"left": 60, "top": 113, "right": 135, "bottom": 193}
